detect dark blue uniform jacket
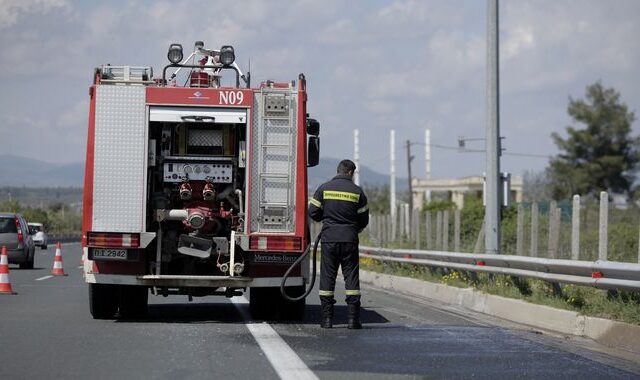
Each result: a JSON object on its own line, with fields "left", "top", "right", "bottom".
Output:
{"left": 308, "top": 175, "right": 369, "bottom": 243}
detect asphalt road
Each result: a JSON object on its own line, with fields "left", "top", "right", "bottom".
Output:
{"left": 1, "top": 243, "right": 638, "bottom": 379}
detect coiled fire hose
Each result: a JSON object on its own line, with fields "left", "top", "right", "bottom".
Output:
{"left": 280, "top": 232, "right": 321, "bottom": 302}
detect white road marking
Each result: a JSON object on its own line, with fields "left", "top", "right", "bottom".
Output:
{"left": 230, "top": 296, "right": 318, "bottom": 380}
{"left": 35, "top": 275, "right": 53, "bottom": 281}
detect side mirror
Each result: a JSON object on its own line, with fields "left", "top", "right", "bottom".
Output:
{"left": 306, "top": 118, "right": 320, "bottom": 136}
{"left": 308, "top": 136, "right": 320, "bottom": 167}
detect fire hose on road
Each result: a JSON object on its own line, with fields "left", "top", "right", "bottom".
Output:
{"left": 280, "top": 233, "right": 321, "bottom": 302}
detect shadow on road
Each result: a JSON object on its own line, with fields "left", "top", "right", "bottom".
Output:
{"left": 115, "top": 302, "right": 389, "bottom": 325}
{"left": 10, "top": 266, "right": 48, "bottom": 270}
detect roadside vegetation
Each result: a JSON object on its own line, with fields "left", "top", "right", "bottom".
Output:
{"left": 359, "top": 257, "right": 640, "bottom": 326}
{"left": 0, "top": 199, "right": 81, "bottom": 234}
{"left": 358, "top": 82, "right": 640, "bottom": 326}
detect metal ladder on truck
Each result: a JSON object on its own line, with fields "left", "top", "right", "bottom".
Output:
{"left": 256, "top": 88, "right": 297, "bottom": 233}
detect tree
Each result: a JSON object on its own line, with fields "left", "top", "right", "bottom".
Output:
{"left": 547, "top": 82, "right": 638, "bottom": 199}
{"left": 522, "top": 170, "right": 552, "bottom": 202}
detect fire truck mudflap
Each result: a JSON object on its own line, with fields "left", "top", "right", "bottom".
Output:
{"left": 82, "top": 42, "right": 320, "bottom": 320}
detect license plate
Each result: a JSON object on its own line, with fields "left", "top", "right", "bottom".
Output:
{"left": 92, "top": 248, "right": 127, "bottom": 260}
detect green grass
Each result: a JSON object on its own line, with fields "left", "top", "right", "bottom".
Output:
{"left": 359, "top": 257, "right": 640, "bottom": 326}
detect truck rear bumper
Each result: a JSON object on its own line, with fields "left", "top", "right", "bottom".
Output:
{"left": 139, "top": 275, "right": 252, "bottom": 288}
{"left": 84, "top": 273, "right": 303, "bottom": 288}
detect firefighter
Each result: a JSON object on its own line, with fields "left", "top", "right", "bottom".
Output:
{"left": 309, "top": 159, "right": 369, "bottom": 329}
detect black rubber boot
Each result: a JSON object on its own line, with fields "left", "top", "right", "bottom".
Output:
{"left": 320, "top": 300, "right": 334, "bottom": 328}
{"left": 347, "top": 302, "right": 362, "bottom": 330}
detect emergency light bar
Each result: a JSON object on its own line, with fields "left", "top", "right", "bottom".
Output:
{"left": 219, "top": 45, "right": 235, "bottom": 66}
{"left": 163, "top": 41, "right": 249, "bottom": 88}
{"left": 167, "top": 44, "right": 183, "bottom": 64}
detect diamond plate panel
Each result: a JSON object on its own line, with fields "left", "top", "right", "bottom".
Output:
{"left": 289, "top": 93, "right": 297, "bottom": 210}
{"left": 262, "top": 178, "right": 289, "bottom": 204}
{"left": 265, "top": 94, "right": 289, "bottom": 115}
{"left": 250, "top": 93, "right": 262, "bottom": 232}
{"left": 263, "top": 148, "right": 290, "bottom": 174}
{"left": 262, "top": 207, "right": 287, "bottom": 227}
{"left": 263, "top": 119, "right": 291, "bottom": 146}
{"left": 249, "top": 90, "right": 298, "bottom": 233}
{"left": 93, "top": 86, "right": 147, "bottom": 232}
{"left": 189, "top": 129, "right": 222, "bottom": 147}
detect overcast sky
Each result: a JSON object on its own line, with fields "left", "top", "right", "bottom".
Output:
{"left": 1, "top": 0, "right": 639, "bottom": 182}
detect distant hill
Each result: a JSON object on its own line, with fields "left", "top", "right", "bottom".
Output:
{"left": 0, "top": 155, "right": 84, "bottom": 187}
{"left": 0, "top": 187, "right": 83, "bottom": 208}
{"left": 0, "top": 154, "right": 404, "bottom": 191}
{"left": 309, "top": 157, "right": 407, "bottom": 191}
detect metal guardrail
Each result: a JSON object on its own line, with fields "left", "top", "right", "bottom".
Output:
{"left": 360, "top": 246, "right": 640, "bottom": 291}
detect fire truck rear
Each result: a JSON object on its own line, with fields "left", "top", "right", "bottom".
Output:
{"left": 82, "top": 42, "right": 321, "bottom": 320}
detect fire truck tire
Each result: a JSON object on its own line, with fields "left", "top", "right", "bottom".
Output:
{"left": 282, "top": 285, "right": 306, "bottom": 321}
{"left": 249, "top": 287, "right": 275, "bottom": 320}
{"left": 89, "top": 284, "right": 119, "bottom": 319}
{"left": 249, "top": 286, "right": 306, "bottom": 321}
{"left": 118, "top": 286, "right": 149, "bottom": 319}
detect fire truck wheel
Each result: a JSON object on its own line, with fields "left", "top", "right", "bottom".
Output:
{"left": 249, "top": 286, "right": 306, "bottom": 321}
{"left": 249, "top": 287, "right": 276, "bottom": 320}
{"left": 89, "top": 284, "right": 119, "bottom": 319}
{"left": 118, "top": 286, "right": 149, "bottom": 319}
{"left": 282, "top": 285, "right": 306, "bottom": 321}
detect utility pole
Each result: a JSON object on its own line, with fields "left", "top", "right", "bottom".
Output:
{"left": 424, "top": 128, "right": 431, "bottom": 203}
{"left": 353, "top": 129, "right": 360, "bottom": 186}
{"left": 485, "top": 0, "right": 501, "bottom": 254}
{"left": 390, "top": 130, "right": 396, "bottom": 240}
{"left": 406, "top": 140, "right": 414, "bottom": 218}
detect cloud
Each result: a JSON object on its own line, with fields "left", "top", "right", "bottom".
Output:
{"left": 502, "top": 26, "right": 535, "bottom": 60}
{"left": 0, "top": 0, "right": 70, "bottom": 29}
{"left": 501, "top": 0, "right": 640, "bottom": 93}
{"left": 58, "top": 99, "right": 88, "bottom": 128}
{"left": 0, "top": 0, "right": 638, "bottom": 181}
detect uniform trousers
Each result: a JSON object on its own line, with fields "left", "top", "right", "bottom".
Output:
{"left": 319, "top": 242, "right": 361, "bottom": 306}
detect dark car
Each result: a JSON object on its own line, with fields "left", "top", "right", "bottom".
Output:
{"left": 0, "top": 213, "right": 36, "bottom": 269}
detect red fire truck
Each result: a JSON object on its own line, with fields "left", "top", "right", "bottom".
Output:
{"left": 82, "top": 42, "right": 320, "bottom": 320}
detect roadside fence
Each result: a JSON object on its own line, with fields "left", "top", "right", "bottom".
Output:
{"left": 309, "top": 191, "right": 640, "bottom": 292}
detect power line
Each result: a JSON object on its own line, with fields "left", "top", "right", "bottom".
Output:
{"left": 503, "top": 152, "right": 551, "bottom": 159}
{"left": 403, "top": 141, "right": 550, "bottom": 158}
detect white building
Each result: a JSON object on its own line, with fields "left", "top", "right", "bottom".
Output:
{"left": 412, "top": 175, "right": 523, "bottom": 209}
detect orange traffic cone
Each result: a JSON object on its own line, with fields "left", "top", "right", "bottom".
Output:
{"left": 0, "top": 246, "right": 17, "bottom": 295}
{"left": 51, "top": 242, "right": 67, "bottom": 276}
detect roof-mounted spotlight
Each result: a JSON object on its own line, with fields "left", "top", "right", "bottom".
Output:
{"left": 219, "top": 45, "right": 235, "bottom": 66}
{"left": 167, "top": 43, "right": 183, "bottom": 64}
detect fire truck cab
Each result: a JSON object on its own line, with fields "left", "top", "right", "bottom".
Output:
{"left": 82, "top": 42, "right": 320, "bottom": 320}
